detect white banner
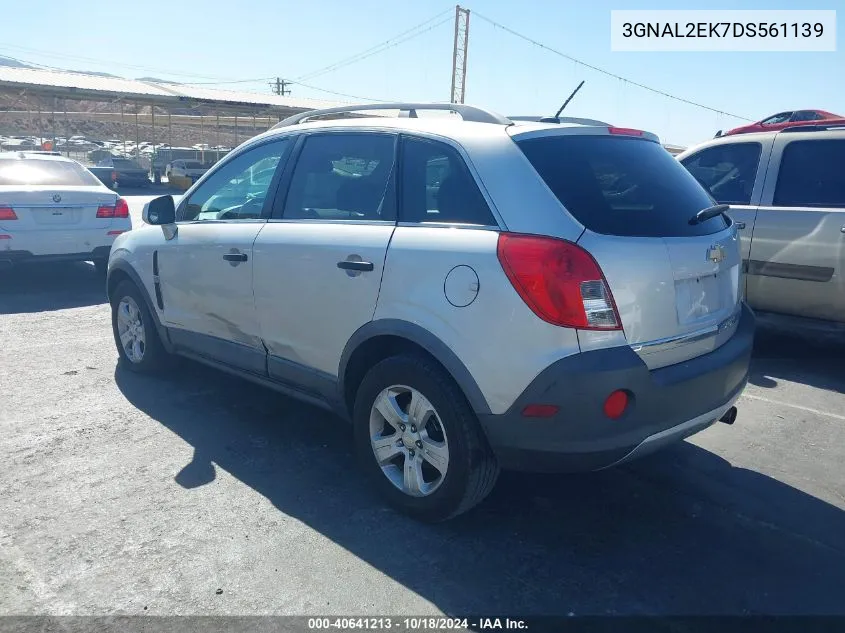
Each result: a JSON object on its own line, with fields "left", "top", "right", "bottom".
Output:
{"left": 611, "top": 10, "right": 837, "bottom": 52}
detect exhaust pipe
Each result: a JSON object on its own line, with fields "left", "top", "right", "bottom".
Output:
{"left": 719, "top": 406, "right": 737, "bottom": 425}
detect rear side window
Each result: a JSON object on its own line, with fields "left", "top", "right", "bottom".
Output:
{"left": 400, "top": 136, "right": 495, "bottom": 225}
{"left": 282, "top": 133, "right": 396, "bottom": 221}
{"left": 774, "top": 140, "right": 845, "bottom": 208}
{"left": 517, "top": 135, "right": 726, "bottom": 237}
{"left": 0, "top": 159, "right": 101, "bottom": 186}
{"left": 681, "top": 142, "right": 761, "bottom": 205}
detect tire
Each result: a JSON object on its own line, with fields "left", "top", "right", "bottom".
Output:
{"left": 93, "top": 258, "right": 108, "bottom": 276}
{"left": 353, "top": 353, "right": 500, "bottom": 522}
{"left": 110, "top": 280, "right": 168, "bottom": 373}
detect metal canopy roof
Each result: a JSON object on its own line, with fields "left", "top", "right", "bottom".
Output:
{"left": 0, "top": 66, "right": 342, "bottom": 113}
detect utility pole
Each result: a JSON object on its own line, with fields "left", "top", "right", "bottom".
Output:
{"left": 450, "top": 5, "right": 470, "bottom": 104}
{"left": 269, "top": 77, "right": 291, "bottom": 96}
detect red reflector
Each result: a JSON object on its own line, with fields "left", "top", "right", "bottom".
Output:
{"left": 603, "top": 390, "right": 629, "bottom": 419}
{"left": 497, "top": 233, "right": 621, "bottom": 330}
{"left": 111, "top": 171, "right": 119, "bottom": 182}
{"left": 0, "top": 234, "right": 10, "bottom": 239}
{"left": 96, "top": 205, "right": 114, "bottom": 218}
{"left": 608, "top": 127, "right": 645, "bottom": 137}
{"left": 521, "top": 404, "right": 559, "bottom": 418}
{"left": 0, "top": 206, "right": 18, "bottom": 220}
{"left": 114, "top": 198, "right": 129, "bottom": 218}
{"left": 107, "top": 230, "right": 125, "bottom": 236}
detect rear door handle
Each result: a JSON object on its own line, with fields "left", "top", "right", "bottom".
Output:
{"left": 223, "top": 253, "right": 248, "bottom": 262}
{"left": 736, "top": 221, "right": 746, "bottom": 230}
{"left": 337, "top": 260, "right": 374, "bottom": 272}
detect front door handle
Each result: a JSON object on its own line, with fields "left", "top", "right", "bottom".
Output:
{"left": 223, "top": 253, "right": 248, "bottom": 262}
{"left": 337, "top": 260, "right": 374, "bottom": 272}
{"left": 736, "top": 221, "right": 746, "bottom": 230}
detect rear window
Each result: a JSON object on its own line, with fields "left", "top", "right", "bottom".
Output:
{"left": 0, "top": 159, "right": 101, "bottom": 186}
{"left": 185, "top": 161, "right": 204, "bottom": 168}
{"left": 516, "top": 135, "right": 727, "bottom": 237}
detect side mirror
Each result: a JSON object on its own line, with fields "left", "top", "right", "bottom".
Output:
{"left": 714, "top": 130, "right": 723, "bottom": 138}
{"left": 142, "top": 195, "right": 176, "bottom": 225}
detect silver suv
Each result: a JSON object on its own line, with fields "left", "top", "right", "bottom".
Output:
{"left": 107, "top": 103, "right": 754, "bottom": 521}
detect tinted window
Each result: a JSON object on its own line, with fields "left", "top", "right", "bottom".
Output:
{"left": 0, "top": 159, "right": 101, "bottom": 186}
{"left": 681, "top": 143, "right": 761, "bottom": 205}
{"left": 774, "top": 140, "right": 845, "bottom": 208}
{"left": 282, "top": 133, "right": 396, "bottom": 221}
{"left": 400, "top": 137, "right": 495, "bottom": 225}
{"left": 517, "top": 135, "right": 726, "bottom": 237}
{"left": 178, "top": 139, "right": 290, "bottom": 221}
{"left": 791, "top": 111, "right": 822, "bottom": 122}
{"left": 762, "top": 112, "right": 793, "bottom": 125}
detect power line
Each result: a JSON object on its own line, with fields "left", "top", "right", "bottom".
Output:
{"left": 472, "top": 11, "right": 754, "bottom": 122}
{"left": 287, "top": 80, "right": 394, "bottom": 103}
{"left": 295, "top": 9, "right": 454, "bottom": 82}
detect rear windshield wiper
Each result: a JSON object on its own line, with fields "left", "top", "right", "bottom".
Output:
{"left": 689, "top": 204, "right": 730, "bottom": 225}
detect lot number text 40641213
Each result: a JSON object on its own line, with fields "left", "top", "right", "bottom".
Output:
{"left": 307, "top": 617, "right": 528, "bottom": 630}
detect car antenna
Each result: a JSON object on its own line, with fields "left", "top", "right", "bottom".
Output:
{"left": 554, "top": 80, "right": 585, "bottom": 118}
{"left": 539, "top": 81, "right": 585, "bottom": 123}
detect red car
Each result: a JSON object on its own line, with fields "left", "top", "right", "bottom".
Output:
{"left": 717, "top": 110, "right": 845, "bottom": 137}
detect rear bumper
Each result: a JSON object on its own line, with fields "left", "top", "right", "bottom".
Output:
{"left": 478, "top": 302, "right": 755, "bottom": 472}
{"left": 0, "top": 245, "right": 112, "bottom": 263}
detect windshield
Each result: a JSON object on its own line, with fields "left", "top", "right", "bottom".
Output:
{"left": 0, "top": 159, "right": 101, "bottom": 186}
{"left": 516, "top": 135, "right": 727, "bottom": 237}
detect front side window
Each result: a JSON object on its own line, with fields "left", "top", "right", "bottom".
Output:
{"left": 774, "top": 139, "right": 845, "bottom": 208}
{"left": 400, "top": 137, "right": 495, "bottom": 225}
{"left": 791, "top": 111, "right": 822, "bottom": 122}
{"left": 681, "top": 143, "right": 762, "bottom": 205}
{"left": 178, "top": 139, "right": 290, "bottom": 222}
{"left": 282, "top": 133, "right": 396, "bottom": 221}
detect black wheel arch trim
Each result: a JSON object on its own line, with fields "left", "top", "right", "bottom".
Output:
{"left": 338, "top": 319, "right": 492, "bottom": 416}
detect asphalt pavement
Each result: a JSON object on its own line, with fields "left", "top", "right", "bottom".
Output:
{"left": 1, "top": 196, "right": 844, "bottom": 616}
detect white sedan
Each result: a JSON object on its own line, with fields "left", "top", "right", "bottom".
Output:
{"left": 0, "top": 152, "right": 131, "bottom": 273}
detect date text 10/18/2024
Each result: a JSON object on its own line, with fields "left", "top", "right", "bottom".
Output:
{"left": 308, "top": 617, "right": 528, "bottom": 630}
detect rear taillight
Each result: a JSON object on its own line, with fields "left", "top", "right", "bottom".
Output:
{"left": 0, "top": 206, "right": 17, "bottom": 220}
{"left": 114, "top": 198, "right": 129, "bottom": 218}
{"left": 97, "top": 205, "right": 114, "bottom": 218}
{"left": 111, "top": 170, "right": 119, "bottom": 182}
{"left": 497, "top": 233, "right": 621, "bottom": 330}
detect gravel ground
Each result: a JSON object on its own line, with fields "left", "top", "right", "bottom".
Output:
{"left": 1, "top": 209, "right": 844, "bottom": 616}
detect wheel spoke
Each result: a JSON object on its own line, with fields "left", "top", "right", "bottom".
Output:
{"left": 403, "top": 455, "right": 425, "bottom": 496}
{"left": 408, "top": 390, "right": 433, "bottom": 428}
{"left": 419, "top": 430, "right": 449, "bottom": 475}
{"left": 374, "top": 390, "right": 407, "bottom": 431}
{"left": 119, "top": 330, "right": 134, "bottom": 348}
{"left": 132, "top": 339, "right": 143, "bottom": 361}
{"left": 372, "top": 434, "right": 403, "bottom": 465}
{"left": 117, "top": 305, "right": 131, "bottom": 326}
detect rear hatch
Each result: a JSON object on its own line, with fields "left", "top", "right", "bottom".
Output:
{"left": 516, "top": 132, "right": 742, "bottom": 369}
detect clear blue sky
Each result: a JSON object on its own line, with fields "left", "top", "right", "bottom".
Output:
{"left": 4, "top": 0, "right": 843, "bottom": 146}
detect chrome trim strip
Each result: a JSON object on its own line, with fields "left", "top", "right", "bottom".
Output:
{"left": 630, "top": 309, "right": 740, "bottom": 355}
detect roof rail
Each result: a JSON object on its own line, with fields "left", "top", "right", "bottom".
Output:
{"left": 508, "top": 115, "right": 611, "bottom": 126}
{"left": 781, "top": 123, "right": 845, "bottom": 133}
{"left": 272, "top": 103, "right": 511, "bottom": 129}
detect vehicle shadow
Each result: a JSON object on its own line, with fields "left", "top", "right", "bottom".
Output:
{"left": 0, "top": 261, "right": 107, "bottom": 314}
{"left": 115, "top": 362, "right": 845, "bottom": 616}
{"left": 749, "top": 317, "right": 845, "bottom": 392}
